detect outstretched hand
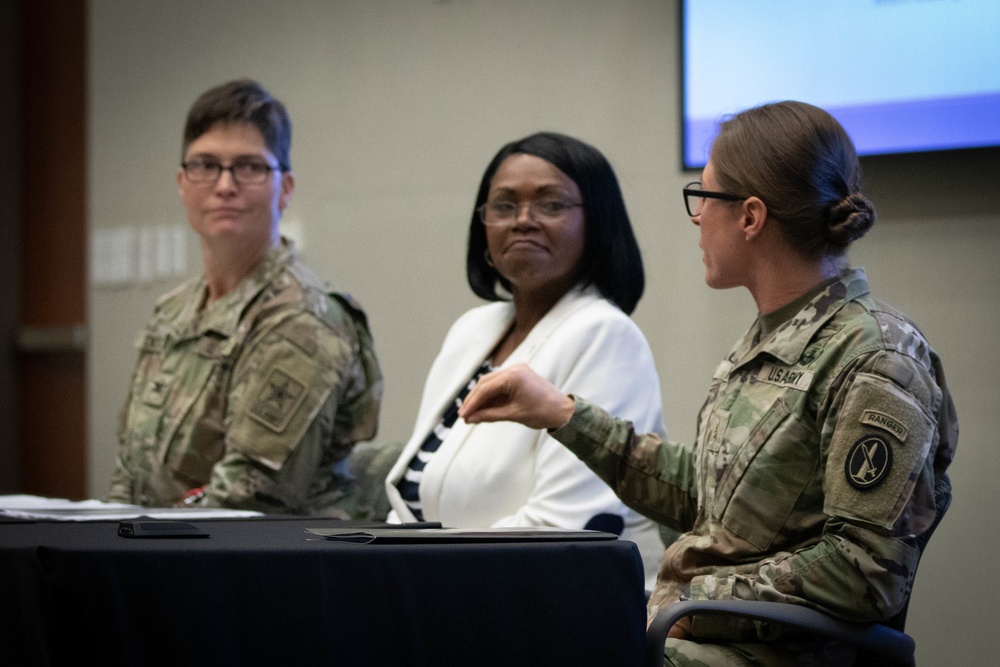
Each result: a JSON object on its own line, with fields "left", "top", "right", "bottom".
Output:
{"left": 458, "top": 363, "right": 575, "bottom": 431}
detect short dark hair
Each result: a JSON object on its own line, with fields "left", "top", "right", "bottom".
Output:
{"left": 181, "top": 79, "right": 292, "bottom": 170}
{"left": 711, "top": 101, "right": 875, "bottom": 258}
{"left": 466, "top": 132, "right": 645, "bottom": 314}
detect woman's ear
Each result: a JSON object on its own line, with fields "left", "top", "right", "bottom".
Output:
{"left": 741, "top": 196, "right": 768, "bottom": 241}
{"left": 279, "top": 171, "right": 295, "bottom": 212}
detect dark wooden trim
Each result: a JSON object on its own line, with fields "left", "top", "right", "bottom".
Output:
{"left": 17, "top": 0, "right": 89, "bottom": 498}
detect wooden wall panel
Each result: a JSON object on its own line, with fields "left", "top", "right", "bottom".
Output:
{"left": 17, "top": 0, "right": 88, "bottom": 499}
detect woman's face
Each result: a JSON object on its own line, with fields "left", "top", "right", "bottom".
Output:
{"left": 692, "top": 158, "right": 748, "bottom": 290}
{"left": 178, "top": 121, "right": 293, "bottom": 250}
{"left": 484, "top": 153, "right": 586, "bottom": 300}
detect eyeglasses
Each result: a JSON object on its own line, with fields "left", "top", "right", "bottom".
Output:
{"left": 478, "top": 199, "right": 583, "bottom": 226}
{"left": 181, "top": 157, "right": 285, "bottom": 185}
{"left": 683, "top": 181, "right": 747, "bottom": 217}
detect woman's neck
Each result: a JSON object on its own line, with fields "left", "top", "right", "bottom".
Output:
{"left": 749, "top": 250, "right": 844, "bottom": 315}
{"left": 490, "top": 282, "right": 575, "bottom": 366}
{"left": 200, "top": 236, "right": 276, "bottom": 305}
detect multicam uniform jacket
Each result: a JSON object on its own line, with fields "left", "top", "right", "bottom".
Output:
{"left": 106, "top": 241, "right": 382, "bottom": 515}
{"left": 553, "top": 268, "right": 957, "bottom": 662}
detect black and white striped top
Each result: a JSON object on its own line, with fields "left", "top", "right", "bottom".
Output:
{"left": 396, "top": 361, "right": 494, "bottom": 521}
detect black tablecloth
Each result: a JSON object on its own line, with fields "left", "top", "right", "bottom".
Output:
{"left": 0, "top": 518, "right": 647, "bottom": 666}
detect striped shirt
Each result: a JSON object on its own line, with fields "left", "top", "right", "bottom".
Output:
{"left": 397, "top": 361, "right": 494, "bottom": 521}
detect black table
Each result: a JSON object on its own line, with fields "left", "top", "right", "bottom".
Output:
{"left": 0, "top": 518, "right": 647, "bottom": 666}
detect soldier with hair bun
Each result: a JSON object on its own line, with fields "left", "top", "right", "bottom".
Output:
{"left": 459, "top": 101, "right": 958, "bottom": 665}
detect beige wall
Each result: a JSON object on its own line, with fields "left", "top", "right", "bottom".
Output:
{"left": 87, "top": 1, "right": 998, "bottom": 663}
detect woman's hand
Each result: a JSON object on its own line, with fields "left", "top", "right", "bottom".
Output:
{"left": 459, "top": 363, "right": 575, "bottom": 430}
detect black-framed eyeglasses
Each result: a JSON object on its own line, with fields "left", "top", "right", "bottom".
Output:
{"left": 181, "top": 157, "right": 286, "bottom": 185}
{"left": 477, "top": 199, "right": 583, "bottom": 226}
{"left": 683, "top": 181, "right": 747, "bottom": 217}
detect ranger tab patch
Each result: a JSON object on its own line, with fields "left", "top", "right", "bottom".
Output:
{"left": 860, "top": 409, "right": 909, "bottom": 442}
{"left": 845, "top": 435, "right": 893, "bottom": 490}
{"left": 249, "top": 368, "right": 307, "bottom": 433}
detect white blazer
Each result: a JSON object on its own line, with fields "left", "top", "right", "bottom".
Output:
{"left": 385, "top": 285, "right": 667, "bottom": 588}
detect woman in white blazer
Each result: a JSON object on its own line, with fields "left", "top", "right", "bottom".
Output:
{"left": 385, "top": 133, "right": 667, "bottom": 587}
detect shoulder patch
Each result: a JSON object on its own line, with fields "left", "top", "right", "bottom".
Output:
{"left": 248, "top": 368, "right": 308, "bottom": 433}
{"left": 845, "top": 435, "right": 893, "bottom": 490}
{"left": 228, "top": 335, "right": 340, "bottom": 471}
{"left": 825, "top": 371, "right": 934, "bottom": 529}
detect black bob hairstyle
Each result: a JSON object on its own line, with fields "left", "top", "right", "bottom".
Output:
{"left": 466, "top": 132, "right": 645, "bottom": 315}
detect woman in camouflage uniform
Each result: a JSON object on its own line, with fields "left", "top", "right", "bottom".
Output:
{"left": 459, "top": 101, "right": 957, "bottom": 665}
{"left": 106, "top": 81, "right": 382, "bottom": 514}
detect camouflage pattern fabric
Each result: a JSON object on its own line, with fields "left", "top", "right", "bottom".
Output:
{"left": 553, "top": 268, "right": 958, "bottom": 664}
{"left": 662, "top": 635, "right": 856, "bottom": 666}
{"left": 106, "top": 240, "right": 383, "bottom": 515}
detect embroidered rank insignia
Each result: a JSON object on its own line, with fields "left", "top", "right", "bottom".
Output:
{"left": 249, "top": 368, "right": 307, "bottom": 433}
{"left": 138, "top": 332, "right": 166, "bottom": 353}
{"left": 845, "top": 435, "right": 893, "bottom": 490}
{"left": 142, "top": 373, "right": 172, "bottom": 408}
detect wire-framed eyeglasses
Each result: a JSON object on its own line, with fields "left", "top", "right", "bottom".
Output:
{"left": 478, "top": 199, "right": 583, "bottom": 226}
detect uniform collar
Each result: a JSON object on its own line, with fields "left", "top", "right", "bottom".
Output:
{"left": 174, "top": 240, "right": 295, "bottom": 338}
{"left": 732, "top": 267, "right": 871, "bottom": 369}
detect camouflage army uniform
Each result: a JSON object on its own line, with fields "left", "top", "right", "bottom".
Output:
{"left": 106, "top": 240, "right": 383, "bottom": 515}
{"left": 553, "top": 268, "right": 957, "bottom": 665}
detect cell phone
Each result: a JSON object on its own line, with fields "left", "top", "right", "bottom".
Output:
{"left": 117, "top": 520, "right": 209, "bottom": 538}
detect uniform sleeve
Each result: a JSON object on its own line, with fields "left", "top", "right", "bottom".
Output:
{"left": 198, "top": 308, "right": 380, "bottom": 512}
{"left": 104, "top": 339, "right": 150, "bottom": 504}
{"left": 105, "top": 396, "right": 137, "bottom": 502}
{"left": 489, "top": 313, "right": 671, "bottom": 529}
{"left": 105, "top": 444, "right": 136, "bottom": 503}
{"left": 688, "top": 350, "right": 948, "bottom": 636}
{"left": 553, "top": 398, "right": 700, "bottom": 532}
{"left": 105, "top": 453, "right": 136, "bottom": 503}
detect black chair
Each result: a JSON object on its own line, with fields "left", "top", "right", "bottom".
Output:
{"left": 644, "top": 476, "right": 951, "bottom": 667}
{"left": 584, "top": 513, "right": 625, "bottom": 535}
{"left": 340, "top": 440, "right": 405, "bottom": 520}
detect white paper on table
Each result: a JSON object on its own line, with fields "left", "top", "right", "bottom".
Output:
{"left": 0, "top": 495, "right": 262, "bottom": 521}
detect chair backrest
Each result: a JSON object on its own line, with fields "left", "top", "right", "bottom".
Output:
{"left": 643, "top": 477, "right": 952, "bottom": 667}
{"left": 882, "top": 474, "right": 952, "bottom": 632}
{"left": 344, "top": 440, "right": 405, "bottom": 520}
{"left": 584, "top": 513, "right": 625, "bottom": 535}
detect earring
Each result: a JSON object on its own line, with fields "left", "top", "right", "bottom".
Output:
{"left": 485, "top": 249, "right": 495, "bottom": 267}
{"left": 745, "top": 234, "right": 750, "bottom": 241}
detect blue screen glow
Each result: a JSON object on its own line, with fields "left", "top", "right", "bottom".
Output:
{"left": 682, "top": 0, "right": 1000, "bottom": 168}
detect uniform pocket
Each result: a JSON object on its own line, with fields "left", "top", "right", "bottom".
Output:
{"left": 713, "top": 398, "right": 818, "bottom": 551}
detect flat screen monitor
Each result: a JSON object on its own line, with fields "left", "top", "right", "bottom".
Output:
{"left": 681, "top": 0, "right": 1000, "bottom": 169}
